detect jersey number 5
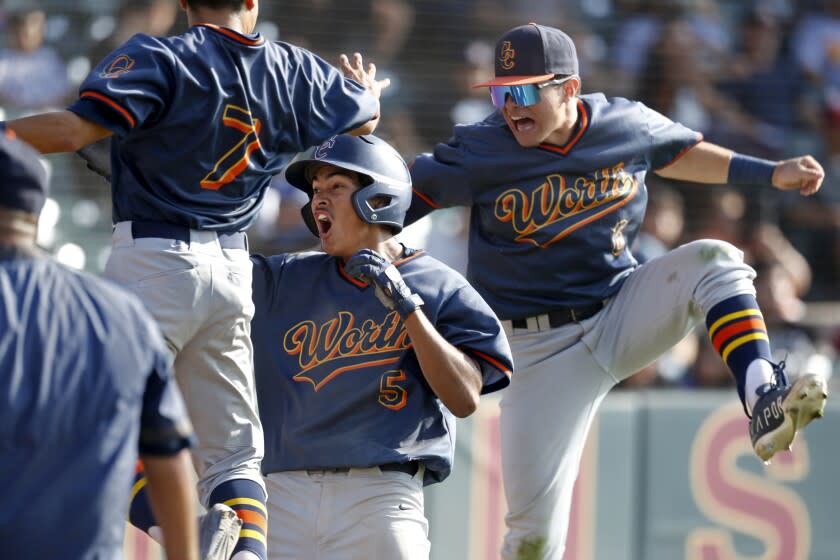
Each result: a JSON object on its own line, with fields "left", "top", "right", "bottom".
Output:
{"left": 379, "top": 369, "right": 408, "bottom": 411}
{"left": 201, "top": 104, "right": 262, "bottom": 190}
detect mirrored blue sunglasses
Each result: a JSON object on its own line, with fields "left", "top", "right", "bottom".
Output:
{"left": 488, "top": 75, "right": 576, "bottom": 109}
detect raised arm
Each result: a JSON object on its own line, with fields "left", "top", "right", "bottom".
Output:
{"left": 338, "top": 52, "right": 390, "bottom": 136}
{"left": 655, "top": 140, "right": 824, "bottom": 196}
{"left": 6, "top": 111, "right": 112, "bottom": 153}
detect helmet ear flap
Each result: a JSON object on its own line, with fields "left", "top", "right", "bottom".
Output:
{"left": 300, "top": 201, "right": 320, "bottom": 237}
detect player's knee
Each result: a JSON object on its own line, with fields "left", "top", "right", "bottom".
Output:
{"left": 683, "top": 239, "right": 744, "bottom": 266}
{"left": 684, "top": 239, "right": 757, "bottom": 306}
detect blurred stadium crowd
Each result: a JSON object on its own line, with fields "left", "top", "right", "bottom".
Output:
{"left": 1, "top": 0, "right": 838, "bottom": 390}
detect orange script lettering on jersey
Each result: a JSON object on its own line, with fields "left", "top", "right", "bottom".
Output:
{"left": 494, "top": 163, "right": 638, "bottom": 248}
{"left": 285, "top": 311, "right": 411, "bottom": 391}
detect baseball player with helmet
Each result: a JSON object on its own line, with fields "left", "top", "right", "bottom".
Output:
{"left": 249, "top": 133, "right": 513, "bottom": 559}
{"left": 0, "top": 132, "right": 198, "bottom": 559}
{"left": 4, "top": 1, "right": 388, "bottom": 559}
{"left": 406, "top": 23, "right": 829, "bottom": 560}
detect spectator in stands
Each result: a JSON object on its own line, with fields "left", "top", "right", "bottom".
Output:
{"left": 716, "top": 8, "right": 807, "bottom": 160}
{"left": 789, "top": 0, "right": 840, "bottom": 187}
{"left": 790, "top": 0, "right": 840, "bottom": 101}
{"left": 610, "top": 0, "right": 731, "bottom": 97}
{"left": 88, "top": 0, "right": 178, "bottom": 66}
{"left": 0, "top": 8, "right": 72, "bottom": 115}
{"left": 636, "top": 18, "right": 711, "bottom": 132}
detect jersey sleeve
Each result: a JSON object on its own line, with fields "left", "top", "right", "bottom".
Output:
{"left": 286, "top": 47, "right": 378, "bottom": 148}
{"left": 433, "top": 283, "right": 513, "bottom": 395}
{"left": 251, "top": 254, "right": 275, "bottom": 312}
{"left": 251, "top": 253, "right": 293, "bottom": 314}
{"left": 410, "top": 141, "right": 474, "bottom": 210}
{"left": 638, "top": 102, "right": 703, "bottom": 170}
{"left": 67, "top": 34, "right": 173, "bottom": 136}
{"left": 137, "top": 315, "right": 195, "bottom": 456}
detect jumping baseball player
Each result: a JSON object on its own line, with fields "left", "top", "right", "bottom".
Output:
{"left": 0, "top": 132, "right": 198, "bottom": 559}
{"left": 249, "top": 134, "right": 513, "bottom": 559}
{"left": 405, "top": 23, "right": 829, "bottom": 560}
{"left": 3, "top": 2, "right": 389, "bottom": 559}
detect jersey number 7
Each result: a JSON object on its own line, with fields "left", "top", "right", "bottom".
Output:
{"left": 201, "top": 104, "right": 262, "bottom": 190}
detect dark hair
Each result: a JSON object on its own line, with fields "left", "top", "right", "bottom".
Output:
{"left": 7, "top": 7, "right": 45, "bottom": 29}
{"left": 186, "top": 0, "right": 247, "bottom": 10}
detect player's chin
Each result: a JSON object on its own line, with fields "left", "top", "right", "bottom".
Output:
{"left": 320, "top": 238, "right": 337, "bottom": 255}
{"left": 507, "top": 125, "right": 544, "bottom": 147}
{"left": 321, "top": 237, "right": 350, "bottom": 259}
{"left": 510, "top": 131, "right": 543, "bottom": 148}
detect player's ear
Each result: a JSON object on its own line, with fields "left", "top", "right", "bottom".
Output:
{"left": 568, "top": 76, "right": 581, "bottom": 97}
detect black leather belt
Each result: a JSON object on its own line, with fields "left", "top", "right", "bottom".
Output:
{"left": 380, "top": 461, "right": 420, "bottom": 476}
{"left": 510, "top": 302, "right": 604, "bottom": 330}
{"left": 131, "top": 220, "right": 247, "bottom": 250}
{"left": 305, "top": 461, "right": 419, "bottom": 476}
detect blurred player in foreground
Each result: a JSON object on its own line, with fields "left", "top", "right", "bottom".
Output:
{"left": 3, "top": 0, "right": 387, "bottom": 558}
{"left": 406, "top": 23, "right": 829, "bottom": 560}
{"left": 0, "top": 131, "right": 198, "bottom": 559}
{"left": 249, "top": 134, "right": 513, "bottom": 559}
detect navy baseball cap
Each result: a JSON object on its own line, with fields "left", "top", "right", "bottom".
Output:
{"left": 474, "top": 23, "right": 579, "bottom": 87}
{"left": 0, "top": 131, "right": 49, "bottom": 215}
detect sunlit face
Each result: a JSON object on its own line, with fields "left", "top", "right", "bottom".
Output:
{"left": 500, "top": 80, "right": 577, "bottom": 147}
{"left": 309, "top": 164, "right": 381, "bottom": 259}
{"left": 14, "top": 10, "right": 46, "bottom": 52}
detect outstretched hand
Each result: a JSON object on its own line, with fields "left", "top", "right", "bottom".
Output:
{"left": 339, "top": 52, "right": 391, "bottom": 100}
{"left": 772, "top": 155, "right": 824, "bottom": 196}
{"left": 345, "top": 249, "right": 422, "bottom": 319}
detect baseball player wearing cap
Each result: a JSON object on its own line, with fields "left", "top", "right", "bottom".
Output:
{"left": 406, "top": 23, "right": 829, "bottom": 560}
{"left": 249, "top": 134, "right": 513, "bottom": 559}
{"left": 3, "top": 2, "right": 388, "bottom": 559}
{"left": 0, "top": 132, "right": 198, "bottom": 559}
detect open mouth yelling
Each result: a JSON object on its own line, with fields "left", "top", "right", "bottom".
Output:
{"left": 313, "top": 210, "right": 333, "bottom": 238}
{"left": 510, "top": 115, "right": 536, "bottom": 133}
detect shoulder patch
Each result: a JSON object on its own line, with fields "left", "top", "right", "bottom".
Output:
{"left": 100, "top": 54, "right": 135, "bottom": 79}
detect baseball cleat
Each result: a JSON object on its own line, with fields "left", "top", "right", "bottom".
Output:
{"left": 749, "top": 364, "right": 828, "bottom": 463}
{"left": 199, "top": 503, "right": 242, "bottom": 560}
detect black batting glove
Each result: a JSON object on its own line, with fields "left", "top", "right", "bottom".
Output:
{"left": 345, "top": 249, "right": 423, "bottom": 319}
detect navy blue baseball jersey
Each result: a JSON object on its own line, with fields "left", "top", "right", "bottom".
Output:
{"left": 410, "top": 93, "right": 701, "bottom": 319}
{"left": 68, "top": 24, "right": 378, "bottom": 232}
{"left": 250, "top": 249, "right": 512, "bottom": 485}
{"left": 0, "top": 249, "right": 193, "bottom": 559}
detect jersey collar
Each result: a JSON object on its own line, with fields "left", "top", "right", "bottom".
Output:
{"left": 336, "top": 247, "right": 425, "bottom": 288}
{"left": 538, "top": 98, "right": 589, "bottom": 156}
{"left": 195, "top": 23, "right": 265, "bottom": 46}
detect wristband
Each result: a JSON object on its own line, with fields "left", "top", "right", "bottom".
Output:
{"left": 727, "top": 153, "right": 776, "bottom": 186}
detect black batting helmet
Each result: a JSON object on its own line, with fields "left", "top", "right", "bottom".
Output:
{"left": 284, "top": 134, "right": 412, "bottom": 236}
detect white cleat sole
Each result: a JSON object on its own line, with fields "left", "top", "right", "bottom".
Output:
{"left": 754, "top": 374, "right": 828, "bottom": 463}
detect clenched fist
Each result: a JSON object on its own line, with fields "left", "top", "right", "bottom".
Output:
{"left": 345, "top": 249, "right": 423, "bottom": 319}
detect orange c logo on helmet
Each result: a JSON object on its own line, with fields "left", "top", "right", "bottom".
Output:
{"left": 499, "top": 41, "right": 516, "bottom": 70}
{"left": 100, "top": 54, "right": 135, "bottom": 79}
